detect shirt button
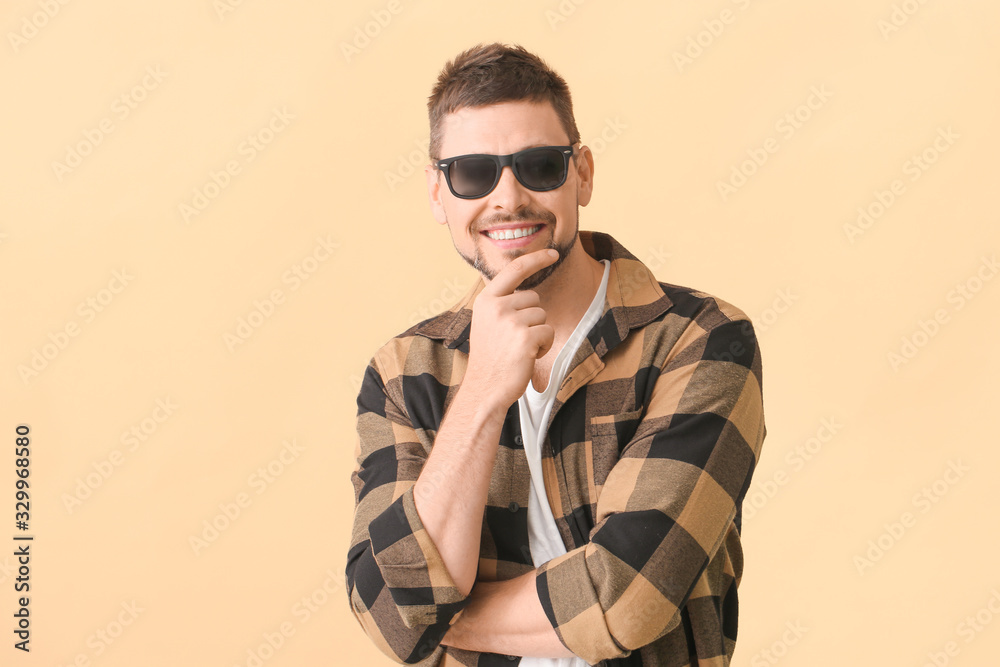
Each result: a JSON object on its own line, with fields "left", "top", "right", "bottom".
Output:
{"left": 505, "top": 655, "right": 518, "bottom": 661}
{"left": 508, "top": 502, "right": 520, "bottom": 512}
{"left": 514, "top": 435, "right": 523, "bottom": 446}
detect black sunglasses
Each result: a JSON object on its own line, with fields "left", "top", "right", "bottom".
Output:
{"left": 434, "top": 145, "right": 576, "bottom": 199}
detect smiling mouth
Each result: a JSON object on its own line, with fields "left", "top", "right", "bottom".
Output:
{"left": 482, "top": 225, "right": 541, "bottom": 241}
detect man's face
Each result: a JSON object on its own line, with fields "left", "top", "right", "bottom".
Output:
{"left": 425, "top": 100, "right": 594, "bottom": 290}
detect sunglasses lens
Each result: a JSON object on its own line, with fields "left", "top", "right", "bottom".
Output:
{"left": 449, "top": 157, "right": 498, "bottom": 197}
{"left": 516, "top": 148, "right": 566, "bottom": 190}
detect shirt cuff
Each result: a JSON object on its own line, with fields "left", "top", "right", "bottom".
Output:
{"left": 369, "top": 485, "right": 470, "bottom": 629}
{"left": 534, "top": 548, "right": 635, "bottom": 664}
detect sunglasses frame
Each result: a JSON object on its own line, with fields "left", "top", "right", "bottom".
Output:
{"left": 434, "top": 144, "right": 577, "bottom": 199}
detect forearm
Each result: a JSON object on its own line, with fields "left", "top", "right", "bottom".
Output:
{"left": 413, "top": 381, "right": 507, "bottom": 596}
{"left": 441, "top": 571, "right": 575, "bottom": 658}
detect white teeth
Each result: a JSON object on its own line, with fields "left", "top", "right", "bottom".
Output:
{"left": 486, "top": 225, "right": 540, "bottom": 241}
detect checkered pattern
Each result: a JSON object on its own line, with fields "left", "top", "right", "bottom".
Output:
{"left": 347, "top": 231, "right": 766, "bottom": 666}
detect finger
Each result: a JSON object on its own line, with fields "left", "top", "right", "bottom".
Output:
{"left": 503, "top": 289, "right": 541, "bottom": 311}
{"left": 530, "top": 324, "right": 555, "bottom": 358}
{"left": 485, "top": 248, "right": 559, "bottom": 296}
{"left": 511, "top": 306, "right": 547, "bottom": 328}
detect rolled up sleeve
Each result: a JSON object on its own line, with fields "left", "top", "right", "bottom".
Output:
{"left": 534, "top": 318, "right": 766, "bottom": 664}
{"left": 346, "top": 358, "right": 471, "bottom": 665}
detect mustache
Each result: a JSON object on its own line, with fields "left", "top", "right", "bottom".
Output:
{"left": 473, "top": 208, "right": 556, "bottom": 232}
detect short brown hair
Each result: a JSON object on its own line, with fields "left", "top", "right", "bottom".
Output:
{"left": 427, "top": 43, "right": 581, "bottom": 161}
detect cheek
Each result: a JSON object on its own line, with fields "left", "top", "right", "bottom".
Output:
{"left": 549, "top": 202, "right": 576, "bottom": 228}
{"left": 444, "top": 206, "right": 482, "bottom": 238}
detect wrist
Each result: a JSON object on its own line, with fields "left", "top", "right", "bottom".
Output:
{"left": 455, "top": 375, "right": 511, "bottom": 425}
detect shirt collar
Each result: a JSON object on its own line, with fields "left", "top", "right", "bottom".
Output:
{"left": 413, "top": 231, "right": 674, "bottom": 357}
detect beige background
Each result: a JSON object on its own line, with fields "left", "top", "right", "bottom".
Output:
{"left": 2, "top": 1, "right": 998, "bottom": 665}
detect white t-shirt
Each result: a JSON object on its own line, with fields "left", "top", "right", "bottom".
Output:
{"left": 517, "top": 259, "right": 610, "bottom": 667}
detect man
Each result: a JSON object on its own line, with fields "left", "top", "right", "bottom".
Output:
{"left": 347, "top": 43, "right": 766, "bottom": 666}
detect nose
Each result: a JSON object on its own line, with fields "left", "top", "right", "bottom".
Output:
{"left": 488, "top": 164, "right": 530, "bottom": 212}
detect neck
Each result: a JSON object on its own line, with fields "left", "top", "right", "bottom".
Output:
{"left": 534, "top": 239, "right": 605, "bottom": 339}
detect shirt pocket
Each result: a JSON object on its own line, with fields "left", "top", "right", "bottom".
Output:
{"left": 587, "top": 407, "right": 645, "bottom": 493}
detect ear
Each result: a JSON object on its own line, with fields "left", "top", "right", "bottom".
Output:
{"left": 425, "top": 163, "right": 448, "bottom": 225}
{"left": 574, "top": 144, "right": 595, "bottom": 207}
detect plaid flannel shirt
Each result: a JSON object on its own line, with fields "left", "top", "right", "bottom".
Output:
{"left": 347, "top": 231, "right": 767, "bottom": 666}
